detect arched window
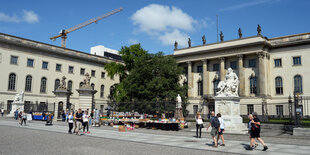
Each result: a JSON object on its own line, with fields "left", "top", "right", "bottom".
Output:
{"left": 8, "top": 73, "right": 16, "bottom": 90}
{"left": 40, "top": 77, "right": 47, "bottom": 93}
{"left": 250, "top": 76, "right": 257, "bottom": 94}
{"left": 294, "top": 75, "right": 303, "bottom": 94}
{"left": 54, "top": 79, "right": 60, "bottom": 91}
{"left": 213, "top": 79, "right": 220, "bottom": 95}
{"left": 25, "top": 75, "right": 32, "bottom": 92}
{"left": 197, "top": 81, "right": 203, "bottom": 96}
{"left": 79, "top": 82, "right": 83, "bottom": 88}
{"left": 275, "top": 76, "right": 283, "bottom": 94}
{"left": 67, "top": 80, "right": 73, "bottom": 91}
{"left": 91, "top": 83, "right": 95, "bottom": 90}
{"left": 100, "top": 85, "right": 105, "bottom": 98}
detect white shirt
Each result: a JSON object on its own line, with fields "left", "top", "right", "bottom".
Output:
{"left": 68, "top": 115, "right": 74, "bottom": 123}
{"left": 83, "top": 114, "right": 89, "bottom": 122}
{"left": 195, "top": 115, "right": 203, "bottom": 125}
{"left": 218, "top": 117, "right": 225, "bottom": 129}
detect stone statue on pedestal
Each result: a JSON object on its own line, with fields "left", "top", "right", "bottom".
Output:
{"left": 216, "top": 68, "right": 239, "bottom": 97}
{"left": 14, "top": 90, "right": 24, "bottom": 102}
{"left": 175, "top": 94, "right": 183, "bottom": 119}
{"left": 58, "top": 76, "right": 67, "bottom": 90}
{"left": 176, "top": 94, "right": 182, "bottom": 109}
{"left": 174, "top": 41, "right": 178, "bottom": 50}
{"left": 84, "top": 73, "right": 91, "bottom": 86}
{"left": 220, "top": 31, "right": 224, "bottom": 42}
{"left": 202, "top": 35, "right": 206, "bottom": 44}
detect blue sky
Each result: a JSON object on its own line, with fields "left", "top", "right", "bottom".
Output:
{"left": 0, "top": 0, "right": 309, "bottom": 55}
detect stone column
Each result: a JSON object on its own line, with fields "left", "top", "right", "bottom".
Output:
{"left": 202, "top": 59, "right": 209, "bottom": 96}
{"left": 76, "top": 87, "right": 97, "bottom": 111}
{"left": 237, "top": 54, "right": 245, "bottom": 96}
{"left": 53, "top": 89, "right": 72, "bottom": 121}
{"left": 257, "top": 52, "right": 266, "bottom": 96}
{"left": 220, "top": 57, "right": 225, "bottom": 81}
{"left": 187, "top": 61, "right": 193, "bottom": 97}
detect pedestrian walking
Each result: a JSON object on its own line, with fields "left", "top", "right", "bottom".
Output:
{"left": 83, "top": 111, "right": 90, "bottom": 134}
{"left": 248, "top": 114, "right": 258, "bottom": 148}
{"left": 1, "top": 107, "right": 4, "bottom": 117}
{"left": 68, "top": 112, "right": 74, "bottom": 134}
{"left": 18, "top": 111, "right": 22, "bottom": 124}
{"left": 217, "top": 113, "right": 225, "bottom": 146}
{"left": 74, "top": 108, "right": 83, "bottom": 135}
{"left": 206, "top": 111, "right": 220, "bottom": 147}
{"left": 21, "top": 112, "right": 27, "bottom": 126}
{"left": 249, "top": 112, "right": 268, "bottom": 151}
{"left": 89, "top": 110, "right": 94, "bottom": 125}
{"left": 14, "top": 109, "right": 19, "bottom": 120}
{"left": 195, "top": 112, "right": 203, "bottom": 138}
{"left": 65, "top": 109, "right": 69, "bottom": 122}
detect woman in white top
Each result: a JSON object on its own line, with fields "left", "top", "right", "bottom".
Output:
{"left": 83, "top": 111, "right": 90, "bottom": 134}
{"left": 68, "top": 112, "right": 74, "bottom": 134}
{"left": 217, "top": 113, "right": 225, "bottom": 146}
{"left": 195, "top": 112, "right": 203, "bottom": 138}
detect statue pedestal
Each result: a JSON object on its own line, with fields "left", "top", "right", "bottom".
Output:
{"left": 174, "top": 108, "right": 183, "bottom": 120}
{"left": 53, "top": 89, "right": 72, "bottom": 122}
{"left": 8, "top": 101, "right": 24, "bottom": 117}
{"left": 215, "top": 97, "right": 247, "bottom": 134}
{"left": 76, "top": 87, "right": 97, "bottom": 111}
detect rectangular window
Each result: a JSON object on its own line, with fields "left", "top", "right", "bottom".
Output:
{"left": 274, "top": 59, "right": 282, "bottom": 67}
{"left": 91, "top": 70, "right": 96, "bottom": 77}
{"left": 293, "top": 56, "right": 301, "bottom": 65}
{"left": 197, "top": 65, "right": 203, "bottom": 73}
{"left": 193, "top": 105, "right": 198, "bottom": 115}
{"left": 10, "top": 55, "right": 18, "bottom": 65}
{"left": 101, "top": 72, "right": 105, "bottom": 78}
{"left": 230, "top": 61, "right": 237, "bottom": 69}
{"left": 276, "top": 105, "right": 283, "bottom": 116}
{"left": 198, "top": 81, "right": 203, "bottom": 96}
{"left": 213, "top": 64, "right": 219, "bottom": 71}
{"left": 68, "top": 66, "right": 74, "bottom": 74}
{"left": 80, "top": 68, "right": 85, "bottom": 75}
{"left": 27, "top": 59, "right": 34, "bottom": 67}
{"left": 56, "top": 64, "right": 62, "bottom": 71}
{"left": 42, "top": 61, "right": 48, "bottom": 69}
{"left": 250, "top": 77, "right": 257, "bottom": 94}
{"left": 248, "top": 59, "right": 256, "bottom": 68}
{"left": 247, "top": 104, "right": 254, "bottom": 115}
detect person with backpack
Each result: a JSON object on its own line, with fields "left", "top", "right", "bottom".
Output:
{"left": 82, "top": 111, "right": 90, "bottom": 134}
{"left": 21, "top": 111, "right": 27, "bottom": 126}
{"left": 248, "top": 114, "right": 258, "bottom": 148}
{"left": 217, "top": 113, "right": 225, "bottom": 146}
{"left": 206, "top": 111, "right": 220, "bottom": 147}
{"left": 249, "top": 112, "right": 268, "bottom": 151}
{"left": 195, "top": 112, "right": 203, "bottom": 138}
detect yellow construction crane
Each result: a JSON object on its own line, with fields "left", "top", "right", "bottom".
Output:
{"left": 50, "top": 7, "right": 123, "bottom": 48}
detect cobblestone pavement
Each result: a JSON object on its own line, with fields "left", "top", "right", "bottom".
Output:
{"left": 1, "top": 118, "right": 310, "bottom": 155}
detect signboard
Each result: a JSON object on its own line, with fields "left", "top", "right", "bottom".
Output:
{"left": 27, "top": 114, "right": 32, "bottom": 121}
{"left": 296, "top": 108, "right": 302, "bottom": 113}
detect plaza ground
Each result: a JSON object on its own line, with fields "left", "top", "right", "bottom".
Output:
{"left": 1, "top": 117, "right": 310, "bottom": 155}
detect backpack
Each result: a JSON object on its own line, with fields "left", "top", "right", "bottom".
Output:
{"left": 212, "top": 117, "right": 220, "bottom": 128}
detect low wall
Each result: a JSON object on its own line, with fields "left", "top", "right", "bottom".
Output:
{"left": 293, "top": 127, "right": 310, "bottom": 136}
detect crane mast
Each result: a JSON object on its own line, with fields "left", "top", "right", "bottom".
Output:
{"left": 50, "top": 7, "right": 123, "bottom": 48}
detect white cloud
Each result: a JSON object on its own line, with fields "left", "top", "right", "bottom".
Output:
{"left": 22, "top": 10, "right": 39, "bottom": 23}
{"left": 128, "top": 38, "right": 139, "bottom": 45}
{"left": 220, "top": 0, "right": 281, "bottom": 11}
{"left": 159, "top": 30, "right": 189, "bottom": 47}
{"left": 0, "top": 10, "right": 39, "bottom": 24}
{"left": 131, "top": 4, "right": 195, "bottom": 34}
{"left": 131, "top": 4, "right": 208, "bottom": 48}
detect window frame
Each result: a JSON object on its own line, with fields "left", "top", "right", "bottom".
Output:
{"left": 40, "top": 77, "right": 47, "bottom": 93}
{"left": 80, "top": 68, "right": 85, "bottom": 75}
{"left": 27, "top": 58, "right": 34, "bottom": 67}
{"left": 294, "top": 75, "right": 303, "bottom": 94}
{"left": 68, "top": 66, "right": 74, "bottom": 74}
{"left": 25, "top": 75, "right": 32, "bottom": 92}
{"left": 91, "top": 70, "right": 96, "bottom": 77}
{"left": 10, "top": 55, "right": 18, "bottom": 65}
{"left": 248, "top": 59, "right": 256, "bottom": 68}
{"left": 274, "top": 58, "right": 282, "bottom": 67}
{"left": 250, "top": 76, "right": 257, "bottom": 94}
{"left": 56, "top": 64, "right": 62, "bottom": 72}
{"left": 275, "top": 76, "right": 283, "bottom": 95}
{"left": 213, "top": 64, "right": 219, "bottom": 71}
{"left": 8, "top": 73, "right": 16, "bottom": 91}
{"left": 292, "top": 56, "right": 301, "bottom": 66}
{"left": 42, "top": 61, "right": 49, "bottom": 70}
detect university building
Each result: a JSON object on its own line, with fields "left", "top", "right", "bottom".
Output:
{"left": 174, "top": 32, "right": 310, "bottom": 117}
{"left": 0, "top": 33, "right": 120, "bottom": 114}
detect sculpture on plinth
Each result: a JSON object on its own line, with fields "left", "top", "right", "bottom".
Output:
{"left": 202, "top": 35, "right": 206, "bottom": 44}
{"left": 58, "top": 76, "right": 67, "bottom": 90}
{"left": 216, "top": 68, "right": 239, "bottom": 97}
{"left": 238, "top": 28, "right": 242, "bottom": 38}
{"left": 220, "top": 31, "right": 224, "bottom": 42}
{"left": 175, "top": 94, "right": 183, "bottom": 119}
{"left": 14, "top": 90, "right": 24, "bottom": 102}
{"left": 174, "top": 41, "right": 178, "bottom": 50}
{"left": 257, "top": 24, "right": 262, "bottom": 36}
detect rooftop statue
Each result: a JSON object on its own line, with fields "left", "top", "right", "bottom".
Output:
{"left": 238, "top": 28, "right": 242, "bottom": 38}
{"left": 216, "top": 68, "right": 239, "bottom": 97}
{"left": 220, "top": 31, "right": 224, "bottom": 42}
{"left": 174, "top": 41, "right": 178, "bottom": 50}
{"left": 58, "top": 76, "right": 67, "bottom": 89}
{"left": 257, "top": 24, "right": 262, "bottom": 36}
{"left": 188, "top": 38, "right": 191, "bottom": 47}
{"left": 202, "top": 35, "right": 206, "bottom": 44}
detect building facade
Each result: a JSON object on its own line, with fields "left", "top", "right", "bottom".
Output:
{"left": 173, "top": 32, "right": 310, "bottom": 117}
{"left": 0, "top": 33, "right": 120, "bottom": 114}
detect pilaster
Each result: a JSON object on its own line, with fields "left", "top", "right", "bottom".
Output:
{"left": 220, "top": 57, "right": 225, "bottom": 81}
{"left": 237, "top": 54, "right": 245, "bottom": 96}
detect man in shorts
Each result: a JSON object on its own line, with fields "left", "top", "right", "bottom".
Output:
{"left": 249, "top": 112, "right": 268, "bottom": 151}
{"left": 75, "top": 108, "right": 83, "bottom": 135}
{"left": 207, "top": 111, "right": 220, "bottom": 147}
